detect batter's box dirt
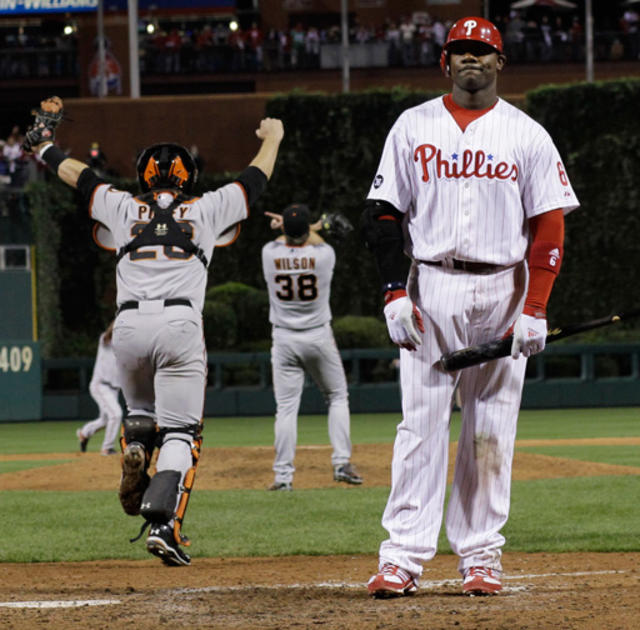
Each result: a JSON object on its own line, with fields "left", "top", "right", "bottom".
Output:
{"left": 1, "top": 553, "right": 639, "bottom": 629}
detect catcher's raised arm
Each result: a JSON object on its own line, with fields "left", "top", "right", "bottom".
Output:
{"left": 23, "top": 96, "right": 91, "bottom": 190}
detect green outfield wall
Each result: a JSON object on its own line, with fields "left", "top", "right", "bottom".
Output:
{"left": 9, "top": 344, "right": 635, "bottom": 423}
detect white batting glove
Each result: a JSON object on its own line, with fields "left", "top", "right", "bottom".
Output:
{"left": 511, "top": 313, "right": 547, "bottom": 358}
{"left": 383, "top": 295, "right": 425, "bottom": 351}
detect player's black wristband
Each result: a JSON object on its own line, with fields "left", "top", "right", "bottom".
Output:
{"left": 40, "top": 144, "right": 67, "bottom": 173}
{"left": 235, "top": 166, "right": 268, "bottom": 206}
{"left": 382, "top": 281, "right": 406, "bottom": 293}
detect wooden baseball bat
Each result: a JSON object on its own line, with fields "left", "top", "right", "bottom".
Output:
{"left": 439, "top": 308, "right": 640, "bottom": 372}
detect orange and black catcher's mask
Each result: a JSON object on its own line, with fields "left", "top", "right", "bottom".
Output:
{"left": 136, "top": 143, "right": 198, "bottom": 194}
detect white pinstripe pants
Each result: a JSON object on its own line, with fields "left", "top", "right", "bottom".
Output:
{"left": 379, "top": 261, "right": 528, "bottom": 578}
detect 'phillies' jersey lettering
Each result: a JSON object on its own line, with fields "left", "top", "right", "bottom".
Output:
{"left": 414, "top": 144, "right": 518, "bottom": 183}
{"left": 274, "top": 257, "right": 316, "bottom": 270}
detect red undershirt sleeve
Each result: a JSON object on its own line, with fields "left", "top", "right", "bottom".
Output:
{"left": 524, "top": 209, "right": 565, "bottom": 318}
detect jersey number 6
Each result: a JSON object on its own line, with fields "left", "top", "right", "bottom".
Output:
{"left": 275, "top": 274, "right": 318, "bottom": 301}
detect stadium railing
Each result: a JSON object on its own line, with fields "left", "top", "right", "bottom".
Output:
{"left": 37, "top": 344, "right": 640, "bottom": 420}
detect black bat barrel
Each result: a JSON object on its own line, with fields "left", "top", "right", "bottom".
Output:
{"left": 439, "top": 336, "right": 513, "bottom": 372}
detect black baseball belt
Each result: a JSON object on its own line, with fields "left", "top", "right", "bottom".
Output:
{"left": 418, "top": 259, "right": 502, "bottom": 274}
{"left": 117, "top": 298, "right": 191, "bottom": 315}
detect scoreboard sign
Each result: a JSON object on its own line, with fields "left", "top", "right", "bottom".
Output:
{"left": 0, "top": 340, "right": 41, "bottom": 421}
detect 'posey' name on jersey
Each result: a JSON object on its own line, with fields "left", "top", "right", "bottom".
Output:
{"left": 273, "top": 257, "right": 316, "bottom": 270}
{"left": 413, "top": 144, "right": 518, "bottom": 183}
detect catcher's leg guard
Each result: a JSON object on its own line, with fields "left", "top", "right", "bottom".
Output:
{"left": 140, "top": 470, "right": 181, "bottom": 524}
{"left": 120, "top": 415, "right": 158, "bottom": 464}
{"left": 140, "top": 470, "right": 191, "bottom": 566}
{"left": 172, "top": 428, "right": 202, "bottom": 546}
{"left": 119, "top": 415, "right": 157, "bottom": 516}
{"left": 152, "top": 423, "right": 203, "bottom": 546}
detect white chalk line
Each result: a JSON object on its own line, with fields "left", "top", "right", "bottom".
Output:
{"left": 0, "top": 570, "right": 625, "bottom": 608}
{"left": 172, "top": 569, "right": 626, "bottom": 595}
{"left": 0, "top": 599, "right": 121, "bottom": 609}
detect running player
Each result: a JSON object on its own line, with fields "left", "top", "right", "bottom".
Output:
{"left": 362, "top": 17, "right": 579, "bottom": 596}
{"left": 76, "top": 321, "right": 122, "bottom": 455}
{"left": 27, "top": 97, "right": 284, "bottom": 566}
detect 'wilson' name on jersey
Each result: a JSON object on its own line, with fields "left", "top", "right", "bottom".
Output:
{"left": 273, "top": 257, "right": 316, "bottom": 270}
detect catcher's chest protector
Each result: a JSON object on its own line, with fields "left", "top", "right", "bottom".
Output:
{"left": 116, "top": 193, "right": 208, "bottom": 267}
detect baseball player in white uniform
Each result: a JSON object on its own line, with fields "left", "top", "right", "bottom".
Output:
{"left": 76, "top": 321, "right": 122, "bottom": 455}
{"left": 362, "top": 17, "right": 579, "bottom": 597}
{"left": 26, "top": 97, "right": 284, "bottom": 566}
{"left": 262, "top": 204, "right": 362, "bottom": 490}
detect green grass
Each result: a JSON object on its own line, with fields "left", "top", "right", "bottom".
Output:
{"left": 2, "top": 475, "right": 639, "bottom": 562}
{"left": 506, "top": 476, "right": 640, "bottom": 552}
{"left": 1, "top": 407, "right": 639, "bottom": 454}
{"left": 0, "top": 459, "right": 72, "bottom": 474}
{"left": 1, "top": 409, "right": 639, "bottom": 562}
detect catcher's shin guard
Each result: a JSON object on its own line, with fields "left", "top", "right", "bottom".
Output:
{"left": 172, "top": 427, "right": 203, "bottom": 547}
{"left": 120, "top": 415, "right": 158, "bottom": 464}
{"left": 140, "top": 470, "right": 182, "bottom": 523}
{"left": 119, "top": 416, "right": 157, "bottom": 516}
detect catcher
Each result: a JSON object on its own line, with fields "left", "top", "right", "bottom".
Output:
{"left": 262, "top": 204, "right": 362, "bottom": 490}
{"left": 25, "top": 96, "right": 285, "bottom": 565}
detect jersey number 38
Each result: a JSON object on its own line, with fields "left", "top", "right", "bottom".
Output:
{"left": 275, "top": 274, "right": 318, "bottom": 301}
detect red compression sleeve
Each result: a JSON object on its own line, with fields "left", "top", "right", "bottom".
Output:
{"left": 524, "top": 209, "right": 564, "bottom": 318}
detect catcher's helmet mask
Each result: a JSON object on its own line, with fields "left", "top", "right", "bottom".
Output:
{"left": 282, "top": 203, "right": 311, "bottom": 242}
{"left": 136, "top": 143, "right": 198, "bottom": 194}
{"left": 440, "top": 17, "right": 504, "bottom": 76}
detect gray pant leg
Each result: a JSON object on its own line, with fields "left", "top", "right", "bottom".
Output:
{"left": 113, "top": 310, "right": 205, "bottom": 430}
{"left": 271, "top": 336, "right": 305, "bottom": 484}
{"left": 301, "top": 325, "right": 351, "bottom": 466}
{"left": 153, "top": 318, "right": 206, "bottom": 430}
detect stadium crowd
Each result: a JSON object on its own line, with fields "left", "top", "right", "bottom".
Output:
{"left": 1, "top": 8, "right": 639, "bottom": 81}
{"left": 138, "top": 8, "right": 640, "bottom": 74}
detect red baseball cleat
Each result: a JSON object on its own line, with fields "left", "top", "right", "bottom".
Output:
{"left": 367, "top": 563, "right": 418, "bottom": 598}
{"left": 462, "top": 566, "right": 502, "bottom": 595}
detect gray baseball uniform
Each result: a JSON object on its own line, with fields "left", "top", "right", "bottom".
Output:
{"left": 77, "top": 331, "right": 122, "bottom": 453}
{"left": 261, "top": 237, "right": 352, "bottom": 485}
{"left": 90, "top": 183, "right": 248, "bottom": 482}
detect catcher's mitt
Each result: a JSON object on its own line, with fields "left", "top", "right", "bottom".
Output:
{"left": 22, "top": 96, "right": 64, "bottom": 153}
{"left": 318, "top": 212, "right": 354, "bottom": 241}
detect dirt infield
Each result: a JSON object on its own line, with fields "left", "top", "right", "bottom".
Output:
{"left": 2, "top": 441, "right": 640, "bottom": 629}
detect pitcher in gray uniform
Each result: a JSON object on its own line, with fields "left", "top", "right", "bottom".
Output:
{"left": 262, "top": 203, "right": 363, "bottom": 491}
{"left": 28, "top": 98, "right": 284, "bottom": 566}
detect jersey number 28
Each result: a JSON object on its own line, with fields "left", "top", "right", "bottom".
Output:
{"left": 275, "top": 274, "right": 318, "bottom": 301}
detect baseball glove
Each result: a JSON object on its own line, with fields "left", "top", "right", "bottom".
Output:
{"left": 318, "top": 212, "right": 354, "bottom": 241}
{"left": 22, "top": 96, "right": 64, "bottom": 153}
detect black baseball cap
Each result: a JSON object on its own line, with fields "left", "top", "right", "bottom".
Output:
{"left": 282, "top": 203, "right": 311, "bottom": 238}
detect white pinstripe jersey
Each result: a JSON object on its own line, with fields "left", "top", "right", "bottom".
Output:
{"left": 90, "top": 182, "right": 248, "bottom": 311}
{"left": 261, "top": 239, "right": 335, "bottom": 329}
{"left": 367, "top": 96, "right": 579, "bottom": 265}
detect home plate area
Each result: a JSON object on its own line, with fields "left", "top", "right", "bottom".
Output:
{"left": 1, "top": 553, "right": 638, "bottom": 630}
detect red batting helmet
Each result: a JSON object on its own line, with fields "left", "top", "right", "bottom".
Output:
{"left": 440, "top": 17, "right": 503, "bottom": 75}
